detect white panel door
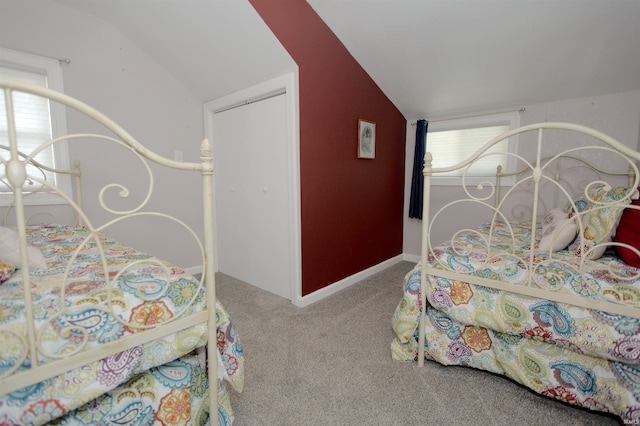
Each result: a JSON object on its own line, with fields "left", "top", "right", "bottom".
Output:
{"left": 213, "top": 93, "right": 292, "bottom": 299}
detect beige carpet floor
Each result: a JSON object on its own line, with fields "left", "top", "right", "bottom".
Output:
{"left": 216, "top": 261, "right": 621, "bottom": 425}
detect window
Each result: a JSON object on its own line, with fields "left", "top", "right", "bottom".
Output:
{"left": 427, "top": 111, "right": 520, "bottom": 186}
{"left": 0, "top": 47, "right": 71, "bottom": 205}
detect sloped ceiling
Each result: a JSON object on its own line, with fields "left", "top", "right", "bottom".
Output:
{"left": 55, "top": 0, "right": 640, "bottom": 120}
{"left": 308, "top": 0, "right": 640, "bottom": 119}
{"left": 54, "top": 0, "right": 296, "bottom": 103}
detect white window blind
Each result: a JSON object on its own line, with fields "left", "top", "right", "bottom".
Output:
{"left": 428, "top": 124, "right": 510, "bottom": 176}
{"left": 0, "top": 48, "right": 71, "bottom": 204}
{"left": 427, "top": 112, "right": 519, "bottom": 185}
{"left": 0, "top": 66, "right": 56, "bottom": 182}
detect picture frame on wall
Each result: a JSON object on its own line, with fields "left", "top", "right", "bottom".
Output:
{"left": 357, "top": 119, "right": 376, "bottom": 159}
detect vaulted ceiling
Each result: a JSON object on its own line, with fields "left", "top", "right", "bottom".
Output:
{"left": 55, "top": 0, "right": 640, "bottom": 120}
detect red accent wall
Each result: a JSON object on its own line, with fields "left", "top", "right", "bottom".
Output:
{"left": 250, "top": 0, "right": 407, "bottom": 296}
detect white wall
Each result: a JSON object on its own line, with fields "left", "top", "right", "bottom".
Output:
{"left": 403, "top": 90, "right": 640, "bottom": 259}
{"left": 0, "top": 0, "right": 206, "bottom": 270}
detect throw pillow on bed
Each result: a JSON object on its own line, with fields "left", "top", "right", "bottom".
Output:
{"left": 0, "top": 226, "right": 47, "bottom": 270}
{"left": 614, "top": 188, "right": 640, "bottom": 268}
{"left": 567, "top": 185, "right": 633, "bottom": 260}
{"left": 538, "top": 208, "right": 577, "bottom": 252}
{"left": 563, "top": 190, "right": 595, "bottom": 216}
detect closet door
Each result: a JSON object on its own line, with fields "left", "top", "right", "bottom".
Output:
{"left": 213, "top": 93, "right": 292, "bottom": 299}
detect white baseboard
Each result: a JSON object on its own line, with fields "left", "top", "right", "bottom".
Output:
{"left": 293, "top": 254, "right": 405, "bottom": 307}
{"left": 190, "top": 253, "right": 418, "bottom": 306}
{"left": 402, "top": 253, "right": 420, "bottom": 263}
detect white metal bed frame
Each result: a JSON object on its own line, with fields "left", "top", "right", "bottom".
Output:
{"left": 417, "top": 122, "right": 640, "bottom": 366}
{"left": 0, "top": 78, "right": 221, "bottom": 424}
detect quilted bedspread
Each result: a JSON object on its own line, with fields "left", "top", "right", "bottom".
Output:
{"left": 394, "top": 221, "right": 640, "bottom": 364}
{"left": 50, "top": 354, "right": 233, "bottom": 426}
{"left": 0, "top": 224, "right": 244, "bottom": 425}
{"left": 391, "top": 221, "right": 640, "bottom": 421}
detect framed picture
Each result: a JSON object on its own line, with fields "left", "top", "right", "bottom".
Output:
{"left": 357, "top": 119, "right": 376, "bottom": 159}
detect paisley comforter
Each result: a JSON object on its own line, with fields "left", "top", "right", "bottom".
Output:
{"left": 0, "top": 224, "right": 244, "bottom": 425}
{"left": 392, "top": 221, "right": 640, "bottom": 422}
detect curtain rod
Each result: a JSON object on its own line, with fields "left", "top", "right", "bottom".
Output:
{"left": 7, "top": 48, "right": 71, "bottom": 65}
{"left": 411, "top": 106, "right": 525, "bottom": 125}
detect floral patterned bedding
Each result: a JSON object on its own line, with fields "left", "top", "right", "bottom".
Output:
{"left": 40, "top": 354, "right": 233, "bottom": 426}
{"left": 0, "top": 224, "right": 244, "bottom": 425}
{"left": 391, "top": 221, "right": 640, "bottom": 422}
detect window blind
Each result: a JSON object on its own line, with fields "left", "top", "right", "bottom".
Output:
{"left": 0, "top": 65, "right": 57, "bottom": 191}
{"left": 428, "top": 124, "right": 510, "bottom": 176}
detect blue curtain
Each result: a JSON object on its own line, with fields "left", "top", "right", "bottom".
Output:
{"left": 409, "top": 119, "right": 428, "bottom": 219}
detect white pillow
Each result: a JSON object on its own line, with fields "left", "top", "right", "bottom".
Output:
{"left": 541, "top": 208, "right": 567, "bottom": 227}
{"left": 0, "top": 226, "right": 47, "bottom": 269}
{"left": 538, "top": 208, "right": 577, "bottom": 252}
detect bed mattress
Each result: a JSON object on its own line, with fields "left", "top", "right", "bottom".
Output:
{"left": 0, "top": 224, "right": 244, "bottom": 425}
{"left": 394, "top": 221, "right": 640, "bottom": 365}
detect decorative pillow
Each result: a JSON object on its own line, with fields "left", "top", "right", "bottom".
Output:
{"left": 541, "top": 207, "right": 567, "bottom": 227}
{"left": 614, "top": 189, "right": 640, "bottom": 267}
{"left": 0, "top": 259, "right": 15, "bottom": 283}
{"left": 563, "top": 189, "right": 596, "bottom": 217}
{"left": 538, "top": 208, "right": 577, "bottom": 252}
{"left": 0, "top": 226, "right": 47, "bottom": 270}
{"left": 568, "top": 186, "right": 633, "bottom": 260}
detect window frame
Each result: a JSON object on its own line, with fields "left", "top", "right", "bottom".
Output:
{"left": 427, "top": 111, "right": 520, "bottom": 186}
{"left": 0, "top": 47, "right": 72, "bottom": 206}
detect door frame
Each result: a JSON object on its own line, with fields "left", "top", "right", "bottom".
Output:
{"left": 203, "top": 72, "right": 301, "bottom": 302}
